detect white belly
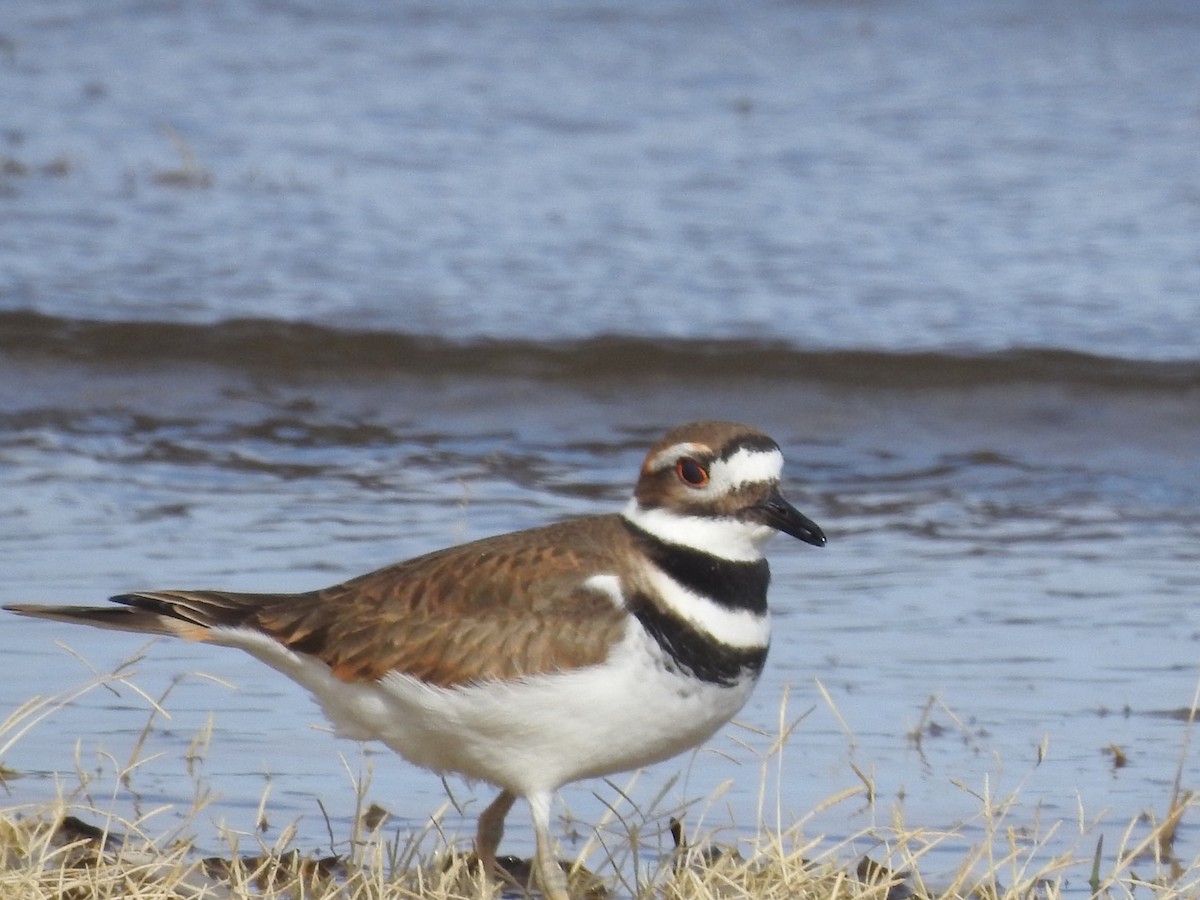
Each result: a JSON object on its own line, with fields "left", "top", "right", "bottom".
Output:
{"left": 213, "top": 623, "right": 761, "bottom": 796}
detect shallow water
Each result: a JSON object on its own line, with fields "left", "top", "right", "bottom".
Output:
{"left": 3, "top": 339, "right": 1198, "bottom": 888}
{"left": 4, "top": 0, "right": 1200, "bottom": 356}
{"left": 2, "top": 0, "right": 1200, "bottom": 891}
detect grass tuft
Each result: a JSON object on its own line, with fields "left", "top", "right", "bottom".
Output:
{"left": 2, "top": 660, "right": 1199, "bottom": 899}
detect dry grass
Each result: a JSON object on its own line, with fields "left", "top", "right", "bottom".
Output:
{"left": 2, "top": 662, "right": 1198, "bottom": 900}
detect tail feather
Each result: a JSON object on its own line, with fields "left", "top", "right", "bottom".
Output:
{"left": 4, "top": 590, "right": 277, "bottom": 641}
{"left": 4, "top": 602, "right": 180, "bottom": 636}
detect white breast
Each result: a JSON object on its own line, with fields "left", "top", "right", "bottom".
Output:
{"left": 209, "top": 622, "right": 759, "bottom": 796}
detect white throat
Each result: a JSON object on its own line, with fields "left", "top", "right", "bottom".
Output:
{"left": 621, "top": 498, "right": 775, "bottom": 562}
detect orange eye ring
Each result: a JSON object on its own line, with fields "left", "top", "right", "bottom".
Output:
{"left": 675, "top": 457, "right": 709, "bottom": 487}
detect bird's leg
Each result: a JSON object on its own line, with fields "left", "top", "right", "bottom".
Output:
{"left": 528, "top": 790, "right": 570, "bottom": 900}
{"left": 475, "top": 789, "right": 516, "bottom": 880}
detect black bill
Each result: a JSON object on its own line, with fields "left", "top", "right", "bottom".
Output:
{"left": 752, "top": 489, "right": 827, "bottom": 547}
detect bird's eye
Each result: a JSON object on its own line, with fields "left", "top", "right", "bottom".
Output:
{"left": 675, "top": 457, "right": 709, "bottom": 487}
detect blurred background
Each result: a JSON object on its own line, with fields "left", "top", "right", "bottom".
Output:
{"left": 2, "top": 0, "right": 1199, "bottom": 887}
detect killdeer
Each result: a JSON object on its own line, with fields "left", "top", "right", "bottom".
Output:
{"left": 5, "top": 421, "right": 825, "bottom": 900}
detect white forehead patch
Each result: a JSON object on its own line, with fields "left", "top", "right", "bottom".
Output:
{"left": 646, "top": 443, "right": 783, "bottom": 489}
{"left": 707, "top": 447, "right": 783, "bottom": 493}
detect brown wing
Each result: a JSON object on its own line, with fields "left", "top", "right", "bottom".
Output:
{"left": 7, "top": 515, "right": 635, "bottom": 689}
{"left": 256, "top": 514, "right": 634, "bottom": 686}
